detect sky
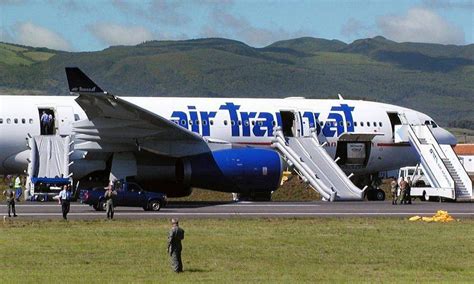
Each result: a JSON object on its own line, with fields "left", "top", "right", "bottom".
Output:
{"left": 0, "top": 0, "right": 473, "bottom": 51}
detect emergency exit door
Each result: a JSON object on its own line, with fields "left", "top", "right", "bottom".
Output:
{"left": 56, "top": 106, "right": 74, "bottom": 135}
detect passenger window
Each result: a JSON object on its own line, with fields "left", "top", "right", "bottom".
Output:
{"left": 319, "top": 121, "right": 324, "bottom": 127}
{"left": 180, "top": 120, "right": 186, "bottom": 125}
{"left": 202, "top": 120, "right": 207, "bottom": 126}
{"left": 244, "top": 121, "right": 249, "bottom": 126}
{"left": 353, "top": 121, "right": 357, "bottom": 127}
{"left": 367, "top": 122, "right": 370, "bottom": 127}
{"left": 188, "top": 120, "right": 193, "bottom": 125}
{"left": 272, "top": 121, "right": 276, "bottom": 126}
{"left": 339, "top": 121, "right": 344, "bottom": 126}
{"left": 7, "top": 118, "right": 11, "bottom": 124}
{"left": 360, "top": 122, "right": 364, "bottom": 127}
{"left": 224, "top": 120, "right": 228, "bottom": 126}
{"left": 258, "top": 121, "right": 263, "bottom": 126}
{"left": 231, "top": 120, "right": 235, "bottom": 126}
{"left": 29, "top": 119, "right": 33, "bottom": 124}
{"left": 210, "top": 120, "right": 214, "bottom": 125}
{"left": 195, "top": 120, "right": 200, "bottom": 125}
{"left": 379, "top": 122, "right": 382, "bottom": 127}
{"left": 252, "top": 121, "right": 255, "bottom": 126}
{"left": 14, "top": 118, "right": 18, "bottom": 124}
{"left": 347, "top": 121, "right": 351, "bottom": 127}
{"left": 22, "top": 118, "right": 26, "bottom": 124}
{"left": 373, "top": 122, "right": 376, "bottom": 127}
{"left": 238, "top": 120, "right": 241, "bottom": 126}
{"left": 0, "top": 118, "right": 3, "bottom": 124}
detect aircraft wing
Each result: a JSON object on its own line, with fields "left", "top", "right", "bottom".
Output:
{"left": 65, "top": 67, "right": 210, "bottom": 157}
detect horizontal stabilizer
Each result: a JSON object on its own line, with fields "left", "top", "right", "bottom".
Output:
{"left": 65, "top": 67, "right": 104, "bottom": 93}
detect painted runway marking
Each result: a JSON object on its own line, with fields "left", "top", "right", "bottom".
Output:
{"left": 215, "top": 204, "right": 321, "bottom": 207}
{"left": 14, "top": 204, "right": 89, "bottom": 207}
{"left": 5, "top": 212, "right": 474, "bottom": 216}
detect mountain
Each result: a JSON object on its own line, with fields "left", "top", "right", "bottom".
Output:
{"left": 267, "top": 37, "right": 347, "bottom": 54}
{"left": 0, "top": 37, "right": 473, "bottom": 128}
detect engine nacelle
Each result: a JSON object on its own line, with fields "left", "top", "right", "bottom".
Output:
{"left": 177, "top": 148, "right": 283, "bottom": 194}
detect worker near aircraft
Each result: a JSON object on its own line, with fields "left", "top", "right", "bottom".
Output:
{"left": 3, "top": 183, "right": 17, "bottom": 217}
{"left": 399, "top": 179, "right": 408, "bottom": 205}
{"left": 168, "top": 218, "right": 185, "bottom": 273}
{"left": 405, "top": 177, "right": 412, "bottom": 204}
{"left": 59, "top": 184, "right": 72, "bottom": 220}
{"left": 104, "top": 182, "right": 117, "bottom": 220}
{"left": 390, "top": 177, "right": 398, "bottom": 205}
{"left": 14, "top": 175, "right": 22, "bottom": 201}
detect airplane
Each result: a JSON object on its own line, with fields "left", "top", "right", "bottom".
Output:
{"left": 0, "top": 67, "right": 457, "bottom": 201}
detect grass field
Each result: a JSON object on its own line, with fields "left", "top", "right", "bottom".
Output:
{"left": 0, "top": 218, "right": 473, "bottom": 283}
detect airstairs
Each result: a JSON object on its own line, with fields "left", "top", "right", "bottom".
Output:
{"left": 399, "top": 124, "right": 472, "bottom": 201}
{"left": 272, "top": 127, "right": 365, "bottom": 201}
{"left": 26, "top": 135, "right": 74, "bottom": 196}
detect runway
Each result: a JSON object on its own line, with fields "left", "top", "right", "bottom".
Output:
{"left": 2, "top": 200, "right": 473, "bottom": 220}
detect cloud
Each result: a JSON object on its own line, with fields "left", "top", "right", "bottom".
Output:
{"left": 341, "top": 18, "right": 368, "bottom": 37}
{"left": 377, "top": 7, "right": 465, "bottom": 44}
{"left": 15, "top": 22, "right": 72, "bottom": 50}
{"left": 422, "top": 0, "right": 474, "bottom": 10}
{"left": 111, "top": 0, "right": 190, "bottom": 26}
{"left": 0, "top": 0, "right": 27, "bottom": 5}
{"left": 46, "top": 0, "right": 95, "bottom": 11}
{"left": 0, "top": 27, "right": 14, "bottom": 43}
{"left": 88, "top": 23, "right": 154, "bottom": 46}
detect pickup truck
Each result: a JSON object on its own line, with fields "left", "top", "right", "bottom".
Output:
{"left": 80, "top": 182, "right": 167, "bottom": 211}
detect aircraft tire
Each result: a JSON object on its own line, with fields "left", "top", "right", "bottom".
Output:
{"left": 366, "top": 188, "right": 385, "bottom": 201}
{"left": 375, "top": 189, "right": 385, "bottom": 201}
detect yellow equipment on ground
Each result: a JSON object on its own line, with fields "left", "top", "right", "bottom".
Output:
{"left": 409, "top": 210, "right": 455, "bottom": 223}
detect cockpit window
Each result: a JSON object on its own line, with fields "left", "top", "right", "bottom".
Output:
{"left": 424, "top": 120, "right": 431, "bottom": 125}
{"left": 431, "top": 120, "right": 438, "bottom": 128}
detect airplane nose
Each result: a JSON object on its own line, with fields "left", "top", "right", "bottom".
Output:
{"left": 433, "top": 127, "right": 458, "bottom": 146}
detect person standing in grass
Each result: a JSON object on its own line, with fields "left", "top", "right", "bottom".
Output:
{"left": 104, "top": 182, "right": 117, "bottom": 220}
{"left": 168, "top": 218, "right": 185, "bottom": 273}
{"left": 3, "top": 183, "right": 17, "bottom": 217}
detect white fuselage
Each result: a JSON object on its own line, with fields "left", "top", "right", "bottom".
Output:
{"left": 0, "top": 95, "right": 455, "bottom": 177}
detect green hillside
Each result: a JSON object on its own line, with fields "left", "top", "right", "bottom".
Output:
{"left": 0, "top": 37, "right": 473, "bottom": 128}
{"left": 0, "top": 42, "right": 58, "bottom": 65}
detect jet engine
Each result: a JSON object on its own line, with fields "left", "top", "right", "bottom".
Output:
{"left": 176, "top": 148, "right": 283, "bottom": 196}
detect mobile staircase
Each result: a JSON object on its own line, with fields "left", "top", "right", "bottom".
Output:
{"left": 402, "top": 124, "right": 473, "bottom": 201}
{"left": 272, "top": 127, "right": 365, "bottom": 201}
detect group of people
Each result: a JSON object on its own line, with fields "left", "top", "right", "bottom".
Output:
{"left": 390, "top": 177, "right": 413, "bottom": 205}
{"left": 40, "top": 111, "right": 54, "bottom": 135}
{"left": 3, "top": 179, "right": 185, "bottom": 273}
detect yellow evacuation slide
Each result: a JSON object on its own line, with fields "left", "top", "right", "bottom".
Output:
{"left": 409, "top": 210, "right": 455, "bottom": 223}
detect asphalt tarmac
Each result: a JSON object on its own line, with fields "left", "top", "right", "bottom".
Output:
{"left": 1, "top": 200, "right": 473, "bottom": 220}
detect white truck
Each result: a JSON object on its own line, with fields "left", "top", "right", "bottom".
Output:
{"left": 398, "top": 166, "right": 437, "bottom": 201}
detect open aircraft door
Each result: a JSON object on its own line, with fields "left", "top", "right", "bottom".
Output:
{"left": 335, "top": 132, "right": 383, "bottom": 167}
{"left": 279, "top": 110, "right": 313, "bottom": 137}
{"left": 55, "top": 106, "right": 74, "bottom": 136}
